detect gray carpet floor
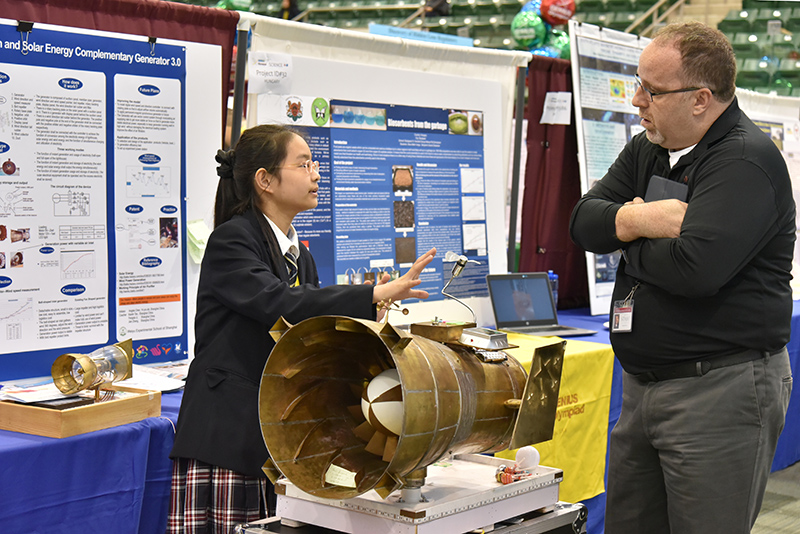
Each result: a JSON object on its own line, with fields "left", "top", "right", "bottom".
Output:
{"left": 753, "top": 461, "right": 800, "bottom": 533}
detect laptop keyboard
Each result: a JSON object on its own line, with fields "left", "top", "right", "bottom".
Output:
{"left": 515, "top": 325, "right": 577, "bottom": 334}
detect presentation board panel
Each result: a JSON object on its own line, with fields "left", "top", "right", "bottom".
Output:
{"left": 569, "top": 21, "right": 648, "bottom": 316}
{"left": 0, "top": 19, "right": 222, "bottom": 379}
{"left": 246, "top": 16, "right": 529, "bottom": 326}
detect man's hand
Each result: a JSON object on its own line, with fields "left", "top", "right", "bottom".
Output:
{"left": 615, "top": 197, "right": 687, "bottom": 242}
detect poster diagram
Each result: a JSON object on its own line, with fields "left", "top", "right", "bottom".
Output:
{"left": 125, "top": 217, "right": 158, "bottom": 249}
{"left": 126, "top": 166, "right": 171, "bottom": 198}
{"left": 0, "top": 187, "right": 26, "bottom": 216}
{"left": 52, "top": 189, "right": 90, "bottom": 216}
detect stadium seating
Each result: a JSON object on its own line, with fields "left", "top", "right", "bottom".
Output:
{"left": 736, "top": 58, "right": 772, "bottom": 88}
{"left": 718, "top": 9, "right": 754, "bottom": 34}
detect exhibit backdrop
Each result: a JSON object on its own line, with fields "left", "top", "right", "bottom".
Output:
{"left": 241, "top": 14, "right": 531, "bottom": 327}
{"left": 0, "top": 18, "right": 222, "bottom": 379}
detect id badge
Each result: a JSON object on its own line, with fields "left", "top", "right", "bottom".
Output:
{"left": 612, "top": 300, "right": 634, "bottom": 333}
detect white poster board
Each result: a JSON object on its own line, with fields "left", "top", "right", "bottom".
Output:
{"left": 242, "top": 14, "right": 530, "bottom": 327}
{"left": 0, "top": 19, "right": 221, "bottom": 378}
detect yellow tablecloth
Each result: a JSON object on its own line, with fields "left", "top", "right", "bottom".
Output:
{"left": 496, "top": 333, "right": 615, "bottom": 503}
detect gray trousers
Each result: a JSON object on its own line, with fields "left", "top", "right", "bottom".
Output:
{"left": 605, "top": 349, "right": 793, "bottom": 534}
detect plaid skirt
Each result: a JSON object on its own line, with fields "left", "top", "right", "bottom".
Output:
{"left": 166, "top": 458, "right": 270, "bottom": 534}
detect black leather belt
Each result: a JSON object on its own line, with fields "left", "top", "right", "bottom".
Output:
{"left": 634, "top": 348, "right": 784, "bottom": 383}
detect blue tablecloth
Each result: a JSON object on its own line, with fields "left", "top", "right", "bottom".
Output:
{"left": 1, "top": 305, "right": 797, "bottom": 534}
{"left": 558, "top": 303, "right": 800, "bottom": 534}
{"left": 0, "top": 391, "right": 182, "bottom": 534}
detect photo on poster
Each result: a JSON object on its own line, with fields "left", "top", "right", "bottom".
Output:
{"left": 393, "top": 200, "right": 415, "bottom": 230}
{"left": 160, "top": 217, "right": 179, "bottom": 248}
{"left": 392, "top": 165, "right": 413, "bottom": 194}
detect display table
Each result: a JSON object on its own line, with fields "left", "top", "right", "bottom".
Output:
{"left": 0, "top": 391, "right": 181, "bottom": 534}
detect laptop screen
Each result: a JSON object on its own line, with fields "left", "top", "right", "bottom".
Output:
{"left": 486, "top": 273, "right": 557, "bottom": 328}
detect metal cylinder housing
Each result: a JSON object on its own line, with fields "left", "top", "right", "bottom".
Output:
{"left": 259, "top": 316, "right": 527, "bottom": 499}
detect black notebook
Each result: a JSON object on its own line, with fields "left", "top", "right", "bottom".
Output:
{"left": 644, "top": 175, "right": 688, "bottom": 202}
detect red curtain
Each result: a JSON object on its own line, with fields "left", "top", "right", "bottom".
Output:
{"left": 518, "top": 55, "right": 588, "bottom": 309}
{"left": 1, "top": 0, "right": 239, "bottom": 144}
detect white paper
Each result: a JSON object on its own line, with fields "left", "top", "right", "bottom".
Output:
{"left": 540, "top": 92, "right": 572, "bottom": 125}
{"left": 248, "top": 52, "right": 292, "bottom": 94}
{"left": 0, "top": 383, "right": 72, "bottom": 403}
{"left": 117, "top": 364, "right": 185, "bottom": 392}
{"left": 324, "top": 464, "right": 357, "bottom": 488}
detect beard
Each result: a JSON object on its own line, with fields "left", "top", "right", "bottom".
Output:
{"left": 644, "top": 126, "right": 665, "bottom": 146}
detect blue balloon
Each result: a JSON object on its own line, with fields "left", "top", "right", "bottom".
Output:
{"left": 530, "top": 45, "right": 560, "bottom": 57}
{"left": 521, "top": 0, "right": 542, "bottom": 15}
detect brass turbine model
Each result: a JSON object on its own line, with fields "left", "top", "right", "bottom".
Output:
{"left": 259, "top": 316, "right": 563, "bottom": 500}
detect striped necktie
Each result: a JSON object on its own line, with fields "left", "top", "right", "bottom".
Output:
{"left": 285, "top": 251, "right": 298, "bottom": 287}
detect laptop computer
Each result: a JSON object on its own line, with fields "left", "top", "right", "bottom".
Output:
{"left": 486, "top": 272, "right": 596, "bottom": 337}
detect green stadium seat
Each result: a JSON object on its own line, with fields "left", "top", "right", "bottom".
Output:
{"left": 584, "top": 11, "right": 613, "bottom": 28}
{"left": 718, "top": 10, "right": 754, "bottom": 34}
{"left": 785, "top": 8, "right": 800, "bottom": 32}
{"left": 367, "top": 0, "right": 396, "bottom": 18}
{"left": 493, "top": 12, "right": 514, "bottom": 31}
{"left": 499, "top": 0, "right": 524, "bottom": 14}
{"left": 772, "top": 78, "right": 794, "bottom": 93}
{"left": 470, "top": 13, "right": 495, "bottom": 27}
{"left": 474, "top": 0, "right": 498, "bottom": 14}
{"left": 362, "top": 15, "right": 382, "bottom": 25}
{"left": 778, "top": 58, "right": 800, "bottom": 85}
{"left": 736, "top": 58, "right": 772, "bottom": 87}
{"left": 576, "top": 0, "right": 606, "bottom": 13}
{"left": 250, "top": 1, "right": 277, "bottom": 16}
{"left": 751, "top": 7, "right": 788, "bottom": 32}
{"left": 451, "top": 0, "right": 476, "bottom": 15}
{"left": 309, "top": 0, "right": 341, "bottom": 20}
{"left": 605, "top": 0, "right": 633, "bottom": 13}
{"left": 474, "top": 34, "right": 511, "bottom": 48}
{"left": 732, "top": 32, "right": 766, "bottom": 59}
{"left": 379, "top": 15, "right": 403, "bottom": 25}
{"left": 394, "top": 0, "right": 423, "bottom": 17}
{"left": 337, "top": 0, "right": 361, "bottom": 17}
{"left": 300, "top": 0, "right": 320, "bottom": 11}
{"left": 335, "top": 17, "right": 361, "bottom": 28}
{"left": 766, "top": 32, "right": 796, "bottom": 58}
{"left": 485, "top": 35, "right": 514, "bottom": 49}
{"left": 608, "top": 11, "right": 638, "bottom": 31}
{"left": 742, "top": 0, "right": 780, "bottom": 10}
{"left": 632, "top": 0, "right": 657, "bottom": 11}
{"left": 423, "top": 15, "right": 448, "bottom": 30}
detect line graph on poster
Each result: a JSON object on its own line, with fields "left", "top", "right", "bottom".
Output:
{"left": 61, "top": 249, "right": 96, "bottom": 280}
{"left": 0, "top": 298, "right": 33, "bottom": 341}
{"left": 126, "top": 166, "right": 171, "bottom": 198}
